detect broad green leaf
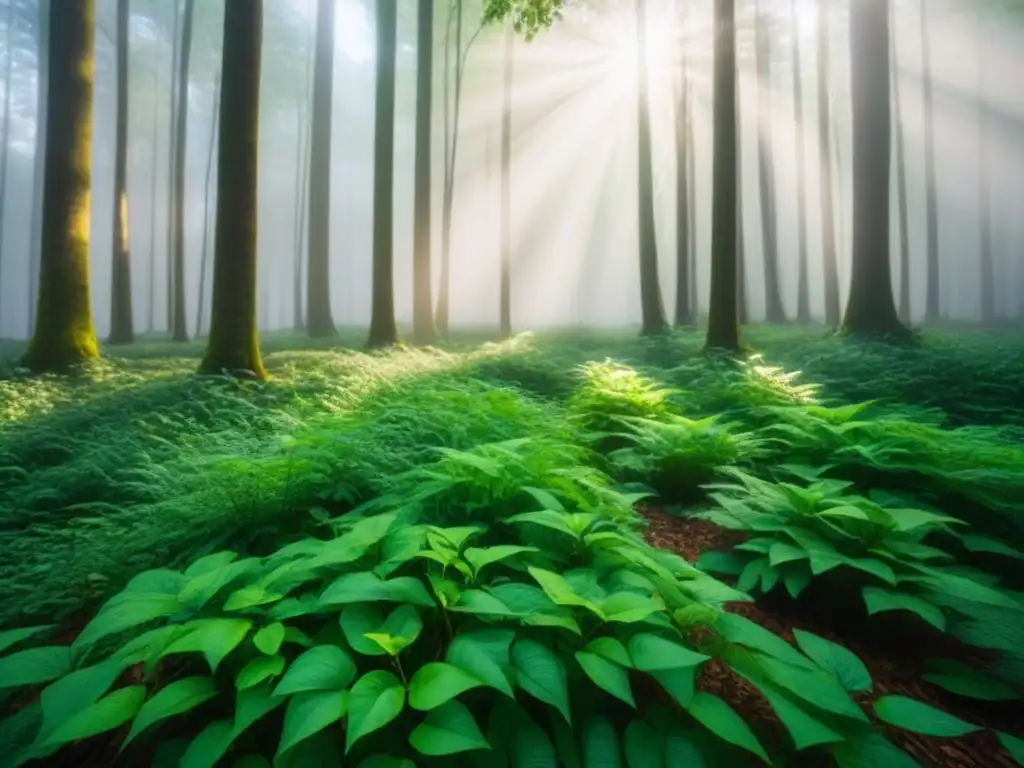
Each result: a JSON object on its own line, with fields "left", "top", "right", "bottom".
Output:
{"left": 628, "top": 633, "right": 709, "bottom": 672}
{"left": 72, "top": 592, "right": 181, "bottom": 657}
{"left": 508, "top": 708, "right": 558, "bottom": 767}
{"left": 0, "top": 646, "right": 71, "bottom": 688}
{"left": 463, "top": 545, "right": 538, "bottom": 576}
{"left": 755, "top": 653, "right": 867, "bottom": 721}
{"left": 42, "top": 685, "right": 145, "bottom": 748}
{"left": 842, "top": 557, "right": 897, "bottom": 585}
{"left": 684, "top": 692, "right": 769, "bottom": 764}
{"left": 829, "top": 732, "right": 922, "bottom": 768}
{"left": 575, "top": 652, "right": 635, "bottom": 707}
{"left": 180, "top": 719, "right": 235, "bottom": 768}
{"left": 737, "top": 558, "right": 770, "bottom": 594}
{"left": 0, "top": 700, "right": 41, "bottom": 765}
{"left": 862, "top": 588, "right": 946, "bottom": 632}
{"left": 792, "top": 629, "right": 872, "bottom": 693}
{"left": 696, "top": 550, "right": 747, "bottom": 576}
{"left": 584, "top": 637, "right": 632, "bottom": 667}
{"left": 962, "top": 534, "right": 1024, "bottom": 561}
{"left": 320, "top": 572, "right": 435, "bottom": 608}
{"left": 651, "top": 668, "right": 696, "bottom": 708}
{"left": 184, "top": 551, "right": 238, "bottom": 577}
{"left": 522, "top": 487, "right": 566, "bottom": 513}
{"left": 38, "top": 657, "right": 125, "bottom": 737}
{"left": 527, "top": 567, "right": 602, "bottom": 614}
{"left": 373, "top": 604, "right": 423, "bottom": 655}
{"left": 340, "top": 605, "right": 389, "bottom": 656}
{"left": 125, "top": 677, "right": 217, "bottom": 745}
{"left": 178, "top": 559, "right": 261, "bottom": 610}
{"left": 921, "top": 658, "right": 1019, "bottom": 701}
{"left": 447, "top": 629, "right": 515, "bottom": 697}
{"left": 346, "top": 670, "right": 406, "bottom": 753}
{"left": 409, "top": 662, "right": 485, "bottom": 710}
{"left": 427, "top": 525, "right": 485, "bottom": 551}
{"left": 582, "top": 715, "right": 623, "bottom": 767}
{"left": 234, "top": 682, "right": 285, "bottom": 735}
{"left": 450, "top": 589, "right": 520, "bottom": 617}
{"left": 997, "top": 731, "right": 1024, "bottom": 764}
{"left": 253, "top": 623, "right": 286, "bottom": 656}
{"left": 782, "top": 567, "right": 812, "bottom": 599}
{"left": 223, "top": 585, "right": 285, "bottom": 612}
{"left": 873, "top": 695, "right": 980, "bottom": 737}
{"left": 273, "top": 645, "right": 356, "bottom": 696}
{"left": 0, "top": 625, "right": 54, "bottom": 656}
{"left": 600, "top": 592, "right": 664, "bottom": 623}
{"left": 512, "top": 639, "right": 572, "bottom": 724}
{"left": 624, "top": 719, "right": 664, "bottom": 768}
{"left": 506, "top": 509, "right": 578, "bottom": 538}
{"left": 161, "top": 618, "right": 253, "bottom": 673}
{"left": 758, "top": 680, "right": 845, "bottom": 750}
{"left": 409, "top": 700, "right": 490, "bottom": 756}
{"left": 769, "top": 542, "right": 807, "bottom": 568}
{"left": 276, "top": 689, "right": 349, "bottom": 756}
{"left": 236, "top": 655, "right": 286, "bottom": 690}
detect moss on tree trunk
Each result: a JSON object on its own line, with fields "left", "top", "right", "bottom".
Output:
{"left": 23, "top": 0, "right": 100, "bottom": 372}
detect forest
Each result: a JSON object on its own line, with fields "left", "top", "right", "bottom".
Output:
{"left": 0, "top": 0, "right": 1022, "bottom": 765}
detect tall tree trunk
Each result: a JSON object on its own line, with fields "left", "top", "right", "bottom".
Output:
{"left": 412, "top": 0, "right": 435, "bottom": 343}
{"left": 23, "top": 0, "right": 99, "bottom": 371}
{"left": 791, "top": 0, "right": 810, "bottom": 323}
{"left": 147, "top": 58, "right": 160, "bottom": 333}
{"left": 28, "top": 0, "right": 50, "bottom": 335}
{"left": 499, "top": 21, "right": 514, "bottom": 340}
{"left": 199, "top": 0, "right": 266, "bottom": 379}
{"left": 306, "top": 0, "right": 338, "bottom": 337}
{"left": 673, "top": 12, "right": 693, "bottom": 328}
{"left": 170, "top": 0, "right": 194, "bottom": 341}
{"left": 686, "top": 83, "right": 697, "bottom": 317}
{"left": 108, "top": 0, "right": 134, "bottom": 344}
{"left": 737, "top": 22, "right": 747, "bottom": 326}
{"left": 976, "top": 15, "right": 994, "bottom": 324}
{"left": 891, "top": 0, "right": 911, "bottom": 324}
{"left": 706, "top": 0, "right": 740, "bottom": 351}
{"left": 196, "top": 72, "right": 221, "bottom": 336}
{"left": 636, "top": 0, "right": 669, "bottom": 336}
{"left": 165, "top": 0, "right": 180, "bottom": 332}
{"left": 920, "top": 0, "right": 940, "bottom": 321}
{"left": 754, "top": 1, "right": 786, "bottom": 323}
{"left": 817, "top": 0, "right": 840, "bottom": 326}
{"left": 292, "top": 20, "right": 314, "bottom": 331}
{"left": 0, "top": 0, "right": 15, "bottom": 313}
{"left": 842, "top": 0, "right": 906, "bottom": 337}
{"left": 366, "top": 0, "right": 399, "bottom": 348}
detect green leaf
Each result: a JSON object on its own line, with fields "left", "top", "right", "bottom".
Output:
{"left": 236, "top": 655, "right": 286, "bottom": 690}
{"left": 758, "top": 680, "right": 845, "bottom": 750}
{"left": 234, "top": 682, "right": 285, "bottom": 735}
{"left": 522, "top": 486, "right": 566, "bottom": 512}
{"left": 409, "top": 662, "right": 485, "bottom": 710}
{"left": 37, "top": 657, "right": 125, "bottom": 738}
{"left": 600, "top": 592, "right": 664, "bottom": 623}
{"left": 628, "top": 633, "right": 709, "bottom": 672}
{"left": 684, "top": 692, "right": 770, "bottom": 764}
{"left": 320, "top": 572, "right": 435, "bottom": 608}
{"left": 997, "top": 731, "right": 1024, "bottom": 765}
{"left": 185, "top": 551, "right": 238, "bottom": 577}
{"left": 508, "top": 709, "right": 558, "bottom": 767}
{"left": 651, "top": 668, "right": 696, "bottom": 708}
{"left": 447, "top": 629, "right": 515, "bottom": 697}
{"left": 527, "top": 567, "right": 602, "bottom": 614}
{"left": 340, "top": 605, "right": 389, "bottom": 657}
{"left": 582, "top": 715, "right": 623, "bottom": 767}
{"left": 624, "top": 719, "right": 664, "bottom": 768}
{"left": 575, "top": 652, "right": 635, "bottom": 707}
{"left": 714, "top": 613, "right": 819, "bottom": 670}
{"left": 463, "top": 545, "right": 538, "bottom": 576}
{"left": 273, "top": 645, "right": 356, "bottom": 696}
{"left": 0, "top": 625, "right": 54, "bottom": 656}
{"left": 161, "top": 618, "right": 253, "bottom": 673}
{"left": 125, "top": 677, "right": 218, "bottom": 745}
{"left": 277, "top": 689, "right": 349, "bottom": 757}
{"left": 223, "top": 585, "right": 284, "bottom": 612}
{"left": 769, "top": 542, "right": 807, "bottom": 568}
{"left": 873, "top": 695, "right": 980, "bottom": 737}
{"left": 782, "top": 567, "right": 812, "bottom": 599}
{"left": 253, "top": 623, "right": 286, "bottom": 656}
{"left": 373, "top": 604, "right": 423, "bottom": 655}
{"left": 584, "top": 637, "right": 632, "bottom": 668}
{"left": 0, "top": 646, "right": 71, "bottom": 688}
{"left": 921, "top": 658, "right": 1020, "bottom": 701}
{"left": 792, "top": 629, "right": 872, "bottom": 693}
{"left": 506, "top": 509, "right": 578, "bottom": 538}
{"left": 696, "top": 550, "right": 749, "bottom": 576}
{"left": 42, "top": 685, "right": 145, "bottom": 748}
{"left": 830, "top": 732, "right": 922, "bottom": 768}
{"left": 409, "top": 700, "right": 490, "bottom": 756}
{"left": 512, "top": 639, "right": 572, "bottom": 725}
{"left": 862, "top": 588, "right": 946, "bottom": 632}
{"left": 962, "top": 534, "right": 1024, "bottom": 561}
{"left": 180, "top": 719, "right": 235, "bottom": 768}
{"left": 178, "top": 558, "right": 260, "bottom": 610}
{"left": 754, "top": 653, "right": 866, "bottom": 721}
{"left": 346, "top": 670, "right": 406, "bottom": 753}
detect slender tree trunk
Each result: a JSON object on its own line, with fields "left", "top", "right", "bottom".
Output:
{"left": 976, "top": 16, "right": 994, "bottom": 324}
{"left": 0, "top": 0, "right": 15, "bottom": 313}
{"left": 412, "top": 0, "right": 435, "bottom": 343}
{"left": 170, "top": 0, "right": 194, "bottom": 341}
{"left": 818, "top": 0, "right": 840, "bottom": 326}
{"left": 891, "top": 0, "right": 911, "bottom": 324}
{"left": 165, "top": 0, "right": 180, "bottom": 332}
{"left": 706, "top": 0, "right": 740, "bottom": 351}
{"left": 366, "top": 0, "right": 399, "bottom": 348}
{"left": 306, "top": 0, "right": 338, "bottom": 337}
{"left": 196, "top": 72, "right": 221, "bottom": 337}
{"left": 292, "top": 22, "right": 314, "bottom": 331}
{"left": 754, "top": 1, "right": 786, "bottom": 323}
{"left": 673, "top": 9, "right": 693, "bottom": 327}
{"left": 686, "top": 82, "right": 697, "bottom": 317}
{"left": 920, "top": 0, "right": 940, "bottom": 321}
{"left": 842, "top": 0, "right": 907, "bottom": 336}
{"left": 737, "top": 23, "right": 747, "bottom": 326}
{"left": 791, "top": 0, "right": 810, "bottom": 323}
{"left": 23, "top": 0, "right": 99, "bottom": 371}
{"left": 499, "top": 21, "right": 514, "bottom": 340}
{"left": 199, "top": 0, "right": 265, "bottom": 379}
{"left": 147, "top": 59, "right": 160, "bottom": 333}
{"left": 28, "top": 0, "right": 50, "bottom": 335}
{"left": 108, "top": 0, "right": 134, "bottom": 344}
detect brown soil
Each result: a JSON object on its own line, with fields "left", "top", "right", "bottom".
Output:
{"left": 640, "top": 507, "right": 1023, "bottom": 768}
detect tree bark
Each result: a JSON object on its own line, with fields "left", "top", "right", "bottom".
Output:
{"left": 976, "top": 15, "right": 994, "bottom": 324}
{"left": 146, "top": 56, "right": 160, "bottom": 333}
{"left": 165, "top": 0, "right": 180, "bottom": 332}
{"left": 108, "top": 0, "right": 134, "bottom": 344}
{"left": 791, "top": 0, "right": 810, "bottom": 323}
{"left": 673, "top": 4, "right": 693, "bottom": 328}
{"left": 706, "top": 0, "right": 740, "bottom": 351}
{"left": 842, "top": 0, "right": 907, "bottom": 337}
{"left": 306, "top": 0, "right": 338, "bottom": 337}
{"left": 817, "top": 0, "right": 840, "bottom": 326}
{"left": 170, "top": 0, "right": 194, "bottom": 341}
{"left": 686, "top": 79, "right": 697, "bottom": 317}
{"left": 366, "top": 0, "right": 399, "bottom": 348}
{"left": 23, "top": 0, "right": 99, "bottom": 371}
{"left": 199, "top": 0, "right": 266, "bottom": 379}
{"left": 499, "top": 21, "right": 514, "bottom": 340}
{"left": 28, "top": 0, "right": 50, "bottom": 336}
{"left": 0, "top": 0, "right": 15, "bottom": 313}
{"left": 196, "top": 71, "right": 221, "bottom": 337}
{"left": 891, "top": 0, "right": 911, "bottom": 324}
{"left": 412, "top": 0, "right": 435, "bottom": 344}
{"left": 920, "top": 0, "right": 940, "bottom": 321}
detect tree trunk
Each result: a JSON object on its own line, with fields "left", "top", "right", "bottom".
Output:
{"left": 199, "top": 0, "right": 265, "bottom": 379}
{"left": 891, "top": 0, "right": 910, "bottom": 324}
{"left": 0, "top": 0, "right": 15, "bottom": 313}
{"left": 754, "top": 1, "right": 786, "bottom": 324}
{"left": 108, "top": 0, "right": 134, "bottom": 344}
{"left": 920, "top": 0, "right": 939, "bottom": 321}
{"left": 196, "top": 71, "right": 221, "bottom": 337}
{"left": 817, "top": 0, "right": 840, "bottom": 326}
{"left": 686, "top": 84, "right": 697, "bottom": 317}
{"left": 842, "top": 0, "right": 907, "bottom": 337}
{"left": 976, "top": 16, "right": 994, "bottom": 324}
{"left": 366, "top": 0, "right": 399, "bottom": 348}
{"left": 673, "top": 9, "right": 693, "bottom": 328}
{"left": 412, "top": 0, "right": 435, "bottom": 344}
{"left": 306, "top": 0, "right": 338, "bottom": 337}
{"left": 499, "top": 21, "right": 514, "bottom": 340}
{"left": 28, "top": 0, "right": 50, "bottom": 335}
{"left": 706, "top": 0, "right": 740, "bottom": 351}
{"left": 165, "top": 0, "right": 180, "bottom": 332}
{"left": 170, "top": 0, "right": 194, "bottom": 341}
{"left": 636, "top": 0, "right": 669, "bottom": 336}
{"left": 23, "top": 0, "right": 99, "bottom": 371}
{"left": 293, "top": 17, "right": 314, "bottom": 331}
{"left": 791, "top": 0, "right": 810, "bottom": 323}
{"left": 146, "top": 57, "right": 160, "bottom": 333}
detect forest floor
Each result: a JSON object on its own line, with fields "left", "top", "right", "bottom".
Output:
{"left": 0, "top": 324, "right": 1023, "bottom": 767}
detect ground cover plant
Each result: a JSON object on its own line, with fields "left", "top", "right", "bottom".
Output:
{"left": 1, "top": 327, "right": 1023, "bottom": 766}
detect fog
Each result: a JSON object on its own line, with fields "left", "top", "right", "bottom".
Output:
{"left": 0, "top": 0, "right": 1022, "bottom": 340}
